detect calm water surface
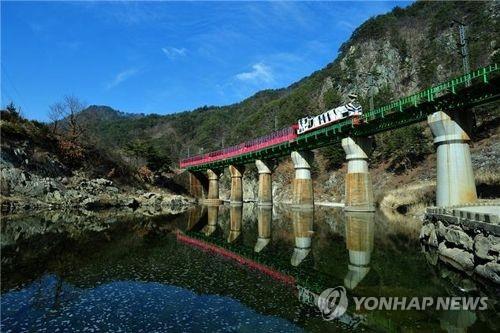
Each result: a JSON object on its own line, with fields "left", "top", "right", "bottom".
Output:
{"left": 1, "top": 205, "right": 498, "bottom": 332}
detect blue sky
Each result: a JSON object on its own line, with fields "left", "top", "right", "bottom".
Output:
{"left": 1, "top": 1, "right": 412, "bottom": 121}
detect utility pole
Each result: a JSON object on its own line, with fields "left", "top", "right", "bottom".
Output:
{"left": 452, "top": 19, "right": 471, "bottom": 86}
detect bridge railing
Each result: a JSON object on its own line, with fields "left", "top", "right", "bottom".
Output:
{"left": 362, "top": 63, "right": 499, "bottom": 122}
{"left": 179, "top": 126, "right": 297, "bottom": 168}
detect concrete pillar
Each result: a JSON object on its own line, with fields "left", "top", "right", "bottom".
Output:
{"left": 228, "top": 165, "right": 245, "bottom": 205}
{"left": 291, "top": 151, "right": 314, "bottom": 208}
{"left": 188, "top": 171, "right": 207, "bottom": 199}
{"left": 341, "top": 137, "right": 375, "bottom": 212}
{"left": 344, "top": 211, "right": 374, "bottom": 290}
{"left": 291, "top": 208, "right": 313, "bottom": 266}
{"left": 203, "top": 205, "right": 219, "bottom": 236}
{"left": 205, "top": 169, "right": 222, "bottom": 205}
{"left": 255, "top": 160, "right": 273, "bottom": 206}
{"left": 255, "top": 206, "right": 272, "bottom": 252}
{"left": 228, "top": 204, "right": 242, "bottom": 243}
{"left": 428, "top": 110, "right": 477, "bottom": 207}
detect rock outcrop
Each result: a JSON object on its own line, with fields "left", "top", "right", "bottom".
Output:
{"left": 1, "top": 160, "right": 194, "bottom": 214}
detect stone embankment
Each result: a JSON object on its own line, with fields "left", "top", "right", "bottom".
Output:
{"left": 420, "top": 206, "right": 500, "bottom": 285}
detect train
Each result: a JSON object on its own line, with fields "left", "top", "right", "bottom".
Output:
{"left": 179, "top": 94, "right": 363, "bottom": 168}
{"left": 297, "top": 93, "right": 362, "bottom": 134}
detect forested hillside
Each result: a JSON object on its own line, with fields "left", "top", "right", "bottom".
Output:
{"left": 78, "top": 1, "right": 499, "bottom": 172}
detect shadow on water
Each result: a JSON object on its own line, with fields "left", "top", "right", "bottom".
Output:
{"left": 1, "top": 204, "right": 499, "bottom": 332}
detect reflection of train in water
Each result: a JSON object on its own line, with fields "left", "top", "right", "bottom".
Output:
{"left": 179, "top": 94, "right": 363, "bottom": 168}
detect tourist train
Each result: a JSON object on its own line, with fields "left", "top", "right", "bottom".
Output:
{"left": 179, "top": 94, "right": 363, "bottom": 168}
{"left": 297, "top": 94, "right": 362, "bottom": 134}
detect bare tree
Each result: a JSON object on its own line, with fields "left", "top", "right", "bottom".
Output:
{"left": 63, "top": 95, "right": 86, "bottom": 141}
{"left": 47, "top": 95, "right": 86, "bottom": 140}
{"left": 48, "top": 102, "right": 65, "bottom": 133}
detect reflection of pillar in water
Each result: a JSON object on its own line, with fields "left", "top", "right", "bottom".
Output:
{"left": 185, "top": 206, "right": 205, "bottom": 231}
{"left": 344, "top": 211, "right": 374, "bottom": 289}
{"left": 255, "top": 206, "right": 272, "bottom": 252}
{"left": 440, "top": 309, "right": 476, "bottom": 333}
{"left": 291, "top": 208, "right": 314, "bottom": 266}
{"left": 202, "top": 205, "right": 219, "bottom": 236}
{"left": 228, "top": 205, "right": 243, "bottom": 243}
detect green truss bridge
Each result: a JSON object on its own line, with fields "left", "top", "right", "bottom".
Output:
{"left": 180, "top": 64, "right": 499, "bottom": 211}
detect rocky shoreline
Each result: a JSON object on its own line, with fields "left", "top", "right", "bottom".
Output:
{"left": 1, "top": 163, "right": 195, "bottom": 215}
{"left": 420, "top": 214, "right": 500, "bottom": 285}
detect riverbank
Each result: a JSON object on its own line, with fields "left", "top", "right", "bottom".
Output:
{"left": 0, "top": 166, "right": 194, "bottom": 214}
{"left": 420, "top": 204, "right": 500, "bottom": 285}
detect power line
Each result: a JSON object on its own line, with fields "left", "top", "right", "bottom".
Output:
{"left": 1, "top": 63, "right": 27, "bottom": 109}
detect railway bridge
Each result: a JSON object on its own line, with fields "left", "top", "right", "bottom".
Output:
{"left": 180, "top": 64, "right": 500, "bottom": 211}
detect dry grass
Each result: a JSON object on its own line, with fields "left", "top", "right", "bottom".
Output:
{"left": 475, "top": 168, "right": 500, "bottom": 185}
{"left": 380, "top": 180, "right": 435, "bottom": 217}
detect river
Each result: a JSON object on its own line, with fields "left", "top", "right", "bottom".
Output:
{"left": 1, "top": 204, "right": 498, "bottom": 332}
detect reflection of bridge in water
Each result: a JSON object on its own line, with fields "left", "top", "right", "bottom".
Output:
{"left": 178, "top": 204, "right": 482, "bottom": 332}
{"left": 181, "top": 204, "right": 375, "bottom": 291}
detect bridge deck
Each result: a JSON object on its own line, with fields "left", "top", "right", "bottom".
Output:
{"left": 183, "top": 64, "right": 499, "bottom": 172}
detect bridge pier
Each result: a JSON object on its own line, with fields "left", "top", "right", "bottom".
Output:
{"left": 187, "top": 171, "right": 208, "bottom": 199}
{"left": 344, "top": 211, "right": 374, "bottom": 289}
{"left": 291, "top": 208, "right": 313, "bottom": 266}
{"left": 291, "top": 151, "right": 314, "bottom": 208}
{"left": 428, "top": 110, "right": 477, "bottom": 207}
{"left": 205, "top": 169, "right": 222, "bottom": 205}
{"left": 228, "top": 165, "right": 245, "bottom": 205}
{"left": 255, "top": 206, "right": 272, "bottom": 252}
{"left": 341, "top": 137, "right": 375, "bottom": 212}
{"left": 255, "top": 160, "right": 273, "bottom": 206}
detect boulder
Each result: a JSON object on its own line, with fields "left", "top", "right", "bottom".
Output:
{"left": 142, "top": 192, "right": 157, "bottom": 199}
{"left": 429, "top": 229, "right": 439, "bottom": 247}
{"left": 436, "top": 221, "right": 447, "bottom": 238}
{"left": 107, "top": 186, "right": 119, "bottom": 193}
{"left": 93, "top": 178, "right": 113, "bottom": 187}
{"left": 475, "top": 262, "right": 500, "bottom": 284}
{"left": 438, "top": 242, "right": 474, "bottom": 272}
{"left": 474, "top": 234, "right": 500, "bottom": 261}
{"left": 420, "top": 223, "right": 434, "bottom": 240}
{"left": 53, "top": 190, "right": 62, "bottom": 202}
{"left": 444, "top": 225, "right": 474, "bottom": 251}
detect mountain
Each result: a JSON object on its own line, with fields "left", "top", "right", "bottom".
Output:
{"left": 80, "top": 1, "right": 499, "bottom": 168}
